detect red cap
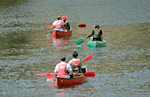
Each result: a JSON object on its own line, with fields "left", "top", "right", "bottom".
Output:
{"left": 62, "top": 15, "right": 68, "bottom": 20}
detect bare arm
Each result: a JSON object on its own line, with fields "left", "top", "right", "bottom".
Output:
{"left": 50, "top": 26, "right": 54, "bottom": 33}
{"left": 62, "top": 25, "right": 66, "bottom": 31}
{"left": 86, "top": 30, "right": 94, "bottom": 38}
{"left": 99, "top": 29, "right": 103, "bottom": 40}
{"left": 47, "top": 26, "right": 54, "bottom": 36}
{"left": 54, "top": 64, "right": 58, "bottom": 76}
{"left": 66, "top": 61, "right": 77, "bottom": 75}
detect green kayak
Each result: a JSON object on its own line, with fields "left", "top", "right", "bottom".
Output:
{"left": 88, "top": 39, "right": 107, "bottom": 47}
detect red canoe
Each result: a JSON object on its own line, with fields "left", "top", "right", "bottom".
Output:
{"left": 55, "top": 75, "right": 87, "bottom": 87}
{"left": 52, "top": 30, "right": 72, "bottom": 37}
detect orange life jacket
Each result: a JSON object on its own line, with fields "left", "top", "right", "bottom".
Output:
{"left": 55, "top": 20, "right": 63, "bottom": 29}
{"left": 57, "top": 62, "right": 67, "bottom": 78}
{"left": 71, "top": 59, "right": 82, "bottom": 73}
{"left": 71, "top": 59, "right": 80, "bottom": 65}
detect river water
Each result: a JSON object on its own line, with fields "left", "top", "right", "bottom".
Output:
{"left": 0, "top": 0, "right": 150, "bottom": 97}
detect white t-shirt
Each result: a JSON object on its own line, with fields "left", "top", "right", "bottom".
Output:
{"left": 54, "top": 61, "right": 72, "bottom": 73}
{"left": 54, "top": 61, "right": 72, "bottom": 78}
{"left": 53, "top": 20, "right": 64, "bottom": 31}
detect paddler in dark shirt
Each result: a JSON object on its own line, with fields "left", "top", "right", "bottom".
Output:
{"left": 62, "top": 15, "right": 71, "bottom": 31}
{"left": 67, "top": 51, "right": 83, "bottom": 74}
{"left": 86, "top": 24, "right": 103, "bottom": 41}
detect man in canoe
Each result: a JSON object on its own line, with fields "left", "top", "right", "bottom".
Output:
{"left": 86, "top": 24, "right": 103, "bottom": 41}
{"left": 54, "top": 56, "right": 76, "bottom": 78}
{"left": 67, "top": 51, "right": 83, "bottom": 74}
{"left": 62, "top": 15, "right": 71, "bottom": 31}
{"left": 47, "top": 16, "right": 66, "bottom": 36}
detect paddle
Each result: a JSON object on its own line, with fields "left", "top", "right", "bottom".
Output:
{"left": 46, "top": 72, "right": 95, "bottom": 79}
{"left": 37, "top": 55, "right": 93, "bottom": 77}
{"left": 81, "top": 72, "right": 95, "bottom": 77}
{"left": 37, "top": 72, "right": 54, "bottom": 76}
{"left": 37, "top": 73, "right": 49, "bottom": 76}
{"left": 76, "top": 36, "right": 110, "bottom": 45}
{"left": 37, "top": 55, "right": 93, "bottom": 75}
{"left": 82, "top": 55, "right": 93, "bottom": 62}
{"left": 76, "top": 37, "right": 87, "bottom": 45}
{"left": 46, "top": 25, "right": 53, "bottom": 36}
{"left": 46, "top": 25, "right": 53, "bottom": 28}
{"left": 79, "top": 37, "right": 109, "bottom": 39}
{"left": 46, "top": 73, "right": 55, "bottom": 79}
{"left": 103, "top": 37, "right": 110, "bottom": 39}
{"left": 46, "top": 24, "right": 86, "bottom": 28}
{"left": 76, "top": 24, "right": 86, "bottom": 27}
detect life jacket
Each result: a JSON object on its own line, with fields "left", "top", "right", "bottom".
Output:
{"left": 71, "top": 59, "right": 80, "bottom": 65}
{"left": 64, "top": 21, "right": 70, "bottom": 31}
{"left": 93, "top": 29, "right": 101, "bottom": 39}
{"left": 71, "top": 59, "right": 82, "bottom": 73}
{"left": 55, "top": 20, "right": 63, "bottom": 29}
{"left": 57, "top": 62, "right": 67, "bottom": 78}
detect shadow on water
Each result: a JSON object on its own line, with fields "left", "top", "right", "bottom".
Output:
{"left": 0, "top": 0, "right": 28, "bottom": 7}
{"left": 0, "top": 31, "right": 29, "bottom": 56}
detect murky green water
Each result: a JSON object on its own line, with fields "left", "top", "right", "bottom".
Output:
{"left": 0, "top": 0, "right": 150, "bottom": 97}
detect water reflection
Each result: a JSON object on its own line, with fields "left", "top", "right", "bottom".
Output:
{"left": 47, "top": 81, "right": 76, "bottom": 89}
{"left": 88, "top": 46, "right": 97, "bottom": 50}
{"left": 46, "top": 36, "right": 70, "bottom": 52}
{"left": 52, "top": 36, "right": 69, "bottom": 47}
{"left": 47, "top": 81, "right": 55, "bottom": 88}
{"left": 47, "top": 80, "right": 96, "bottom": 96}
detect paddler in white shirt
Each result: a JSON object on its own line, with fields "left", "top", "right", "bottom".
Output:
{"left": 47, "top": 16, "right": 66, "bottom": 36}
{"left": 54, "top": 56, "right": 76, "bottom": 78}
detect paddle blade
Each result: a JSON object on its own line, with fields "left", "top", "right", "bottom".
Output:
{"left": 83, "top": 72, "right": 95, "bottom": 77}
{"left": 103, "top": 37, "right": 110, "bottom": 39}
{"left": 46, "top": 25, "right": 53, "bottom": 28}
{"left": 37, "top": 72, "right": 54, "bottom": 76}
{"left": 46, "top": 74, "right": 55, "bottom": 79}
{"left": 76, "top": 38, "right": 85, "bottom": 45}
{"left": 37, "top": 73, "right": 49, "bottom": 76}
{"left": 82, "top": 55, "right": 93, "bottom": 62}
{"left": 77, "top": 24, "right": 86, "bottom": 27}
